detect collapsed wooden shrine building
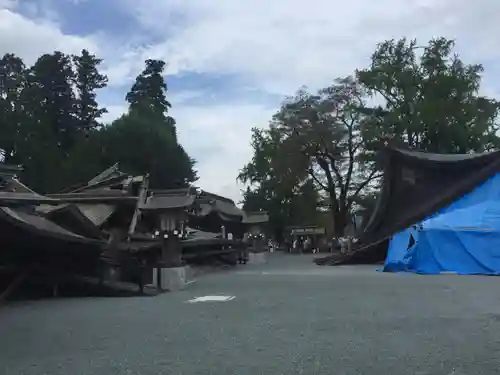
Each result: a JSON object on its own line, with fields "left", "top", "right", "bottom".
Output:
{"left": 0, "top": 163, "right": 269, "bottom": 301}
{"left": 315, "top": 144, "right": 500, "bottom": 267}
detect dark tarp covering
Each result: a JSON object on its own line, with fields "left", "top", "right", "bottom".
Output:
{"left": 316, "top": 146, "right": 500, "bottom": 265}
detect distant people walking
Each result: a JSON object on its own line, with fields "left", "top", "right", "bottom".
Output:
{"left": 239, "top": 233, "right": 250, "bottom": 264}
{"left": 304, "top": 237, "right": 311, "bottom": 253}
{"left": 339, "top": 237, "right": 350, "bottom": 254}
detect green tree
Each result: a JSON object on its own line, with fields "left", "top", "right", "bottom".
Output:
{"left": 357, "top": 37, "right": 500, "bottom": 153}
{"left": 0, "top": 53, "right": 27, "bottom": 164}
{"left": 95, "top": 59, "right": 198, "bottom": 188}
{"left": 239, "top": 127, "right": 320, "bottom": 239}
{"left": 27, "top": 56, "right": 197, "bottom": 191}
{"left": 266, "top": 77, "right": 380, "bottom": 236}
{"left": 11, "top": 52, "right": 79, "bottom": 191}
{"left": 72, "top": 49, "right": 108, "bottom": 130}
{"left": 98, "top": 111, "right": 196, "bottom": 188}
{"left": 125, "top": 59, "right": 176, "bottom": 136}
{"left": 24, "top": 52, "right": 77, "bottom": 153}
{"left": 0, "top": 52, "right": 197, "bottom": 193}
{"left": 7, "top": 50, "right": 109, "bottom": 192}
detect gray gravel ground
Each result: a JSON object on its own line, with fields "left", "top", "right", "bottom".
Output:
{"left": 2, "top": 253, "right": 500, "bottom": 375}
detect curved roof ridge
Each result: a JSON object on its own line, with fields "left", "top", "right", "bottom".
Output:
{"left": 389, "top": 146, "right": 500, "bottom": 162}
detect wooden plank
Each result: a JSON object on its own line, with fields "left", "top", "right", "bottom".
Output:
{"left": 127, "top": 174, "right": 149, "bottom": 237}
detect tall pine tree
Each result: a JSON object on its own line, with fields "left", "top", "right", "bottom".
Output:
{"left": 73, "top": 49, "right": 108, "bottom": 131}
{"left": 16, "top": 52, "right": 77, "bottom": 191}
{"left": 125, "top": 59, "right": 176, "bottom": 137}
{"left": 24, "top": 52, "right": 77, "bottom": 153}
{"left": 0, "top": 54, "right": 26, "bottom": 164}
{"left": 99, "top": 58, "right": 198, "bottom": 188}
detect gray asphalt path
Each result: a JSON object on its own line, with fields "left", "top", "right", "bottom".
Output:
{"left": 2, "top": 253, "right": 500, "bottom": 375}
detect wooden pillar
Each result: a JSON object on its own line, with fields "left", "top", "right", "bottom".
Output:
{"left": 168, "top": 236, "right": 182, "bottom": 267}
{"left": 156, "top": 264, "right": 162, "bottom": 291}
{"left": 128, "top": 175, "right": 149, "bottom": 238}
{"left": 158, "top": 210, "right": 183, "bottom": 268}
{"left": 98, "top": 261, "right": 104, "bottom": 286}
{"left": 138, "top": 264, "right": 144, "bottom": 293}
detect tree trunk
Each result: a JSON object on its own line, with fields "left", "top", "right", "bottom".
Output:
{"left": 333, "top": 210, "right": 346, "bottom": 238}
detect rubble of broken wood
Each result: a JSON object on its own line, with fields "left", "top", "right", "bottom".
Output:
{"left": 0, "top": 163, "right": 268, "bottom": 302}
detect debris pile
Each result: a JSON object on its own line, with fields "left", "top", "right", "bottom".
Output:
{"left": 0, "top": 163, "right": 268, "bottom": 302}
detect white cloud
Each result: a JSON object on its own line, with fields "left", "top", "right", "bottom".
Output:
{"left": 0, "top": 8, "right": 99, "bottom": 63}
{"left": 172, "top": 102, "right": 275, "bottom": 203}
{"left": 99, "top": 99, "right": 274, "bottom": 203}
{"left": 118, "top": 0, "right": 500, "bottom": 95}
{"left": 3, "top": 0, "right": 500, "bottom": 204}
{"left": 0, "top": 0, "right": 16, "bottom": 10}
{"left": 100, "top": 104, "right": 127, "bottom": 124}
{"left": 113, "top": 0, "right": 500, "bottom": 203}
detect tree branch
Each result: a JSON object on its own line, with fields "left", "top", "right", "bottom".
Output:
{"left": 342, "top": 115, "right": 356, "bottom": 202}
{"left": 317, "top": 157, "right": 338, "bottom": 211}
{"left": 324, "top": 154, "right": 344, "bottom": 192}
{"left": 347, "top": 170, "right": 383, "bottom": 211}
{"left": 308, "top": 168, "right": 328, "bottom": 190}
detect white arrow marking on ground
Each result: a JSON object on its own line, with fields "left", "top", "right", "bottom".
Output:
{"left": 186, "top": 295, "right": 235, "bottom": 303}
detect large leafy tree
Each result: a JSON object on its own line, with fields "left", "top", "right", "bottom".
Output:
{"left": 239, "top": 127, "right": 320, "bottom": 239}
{"left": 267, "top": 77, "right": 379, "bottom": 236}
{"left": 94, "top": 59, "right": 197, "bottom": 188}
{"left": 97, "top": 111, "right": 197, "bottom": 189}
{"left": 0, "top": 52, "right": 197, "bottom": 192}
{"left": 357, "top": 37, "right": 500, "bottom": 153}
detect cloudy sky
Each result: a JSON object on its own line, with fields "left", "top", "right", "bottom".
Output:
{"left": 1, "top": 0, "right": 500, "bottom": 203}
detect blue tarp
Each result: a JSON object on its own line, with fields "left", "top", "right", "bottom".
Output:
{"left": 438, "top": 173, "right": 500, "bottom": 214}
{"left": 384, "top": 173, "right": 500, "bottom": 275}
{"left": 383, "top": 227, "right": 418, "bottom": 272}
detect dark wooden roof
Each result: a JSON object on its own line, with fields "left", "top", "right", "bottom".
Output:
{"left": 0, "top": 192, "right": 60, "bottom": 206}
{"left": 316, "top": 145, "right": 500, "bottom": 266}
{"left": 140, "top": 189, "right": 195, "bottom": 210}
{"left": 193, "top": 190, "right": 245, "bottom": 221}
{"left": 243, "top": 211, "right": 269, "bottom": 224}
{"left": 47, "top": 190, "right": 138, "bottom": 204}
{"left": 0, "top": 163, "right": 23, "bottom": 174}
{"left": 0, "top": 207, "right": 104, "bottom": 249}
{"left": 394, "top": 148, "right": 500, "bottom": 162}
{"left": 58, "top": 163, "right": 132, "bottom": 193}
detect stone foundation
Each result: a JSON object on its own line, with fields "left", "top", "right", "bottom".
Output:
{"left": 248, "top": 252, "right": 267, "bottom": 264}
{"left": 103, "top": 265, "right": 121, "bottom": 283}
{"left": 150, "top": 266, "right": 188, "bottom": 291}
